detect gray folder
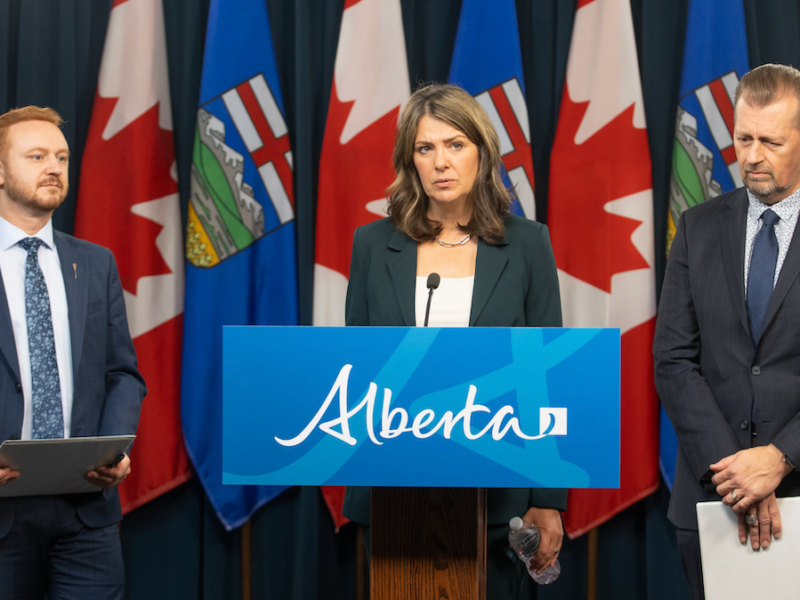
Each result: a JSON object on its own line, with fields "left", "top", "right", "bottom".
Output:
{"left": 0, "top": 435, "right": 135, "bottom": 497}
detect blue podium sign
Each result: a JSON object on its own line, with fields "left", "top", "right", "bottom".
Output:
{"left": 223, "top": 327, "right": 619, "bottom": 488}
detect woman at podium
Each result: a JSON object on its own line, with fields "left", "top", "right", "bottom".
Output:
{"left": 342, "top": 83, "right": 566, "bottom": 598}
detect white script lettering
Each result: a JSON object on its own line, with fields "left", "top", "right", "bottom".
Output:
{"left": 274, "top": 365, "right": 556, "bottom": 447}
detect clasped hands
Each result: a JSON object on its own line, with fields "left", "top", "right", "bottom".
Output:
{"left": 710, "top": 444, "right": 792, "bottom": 550}
{"left": 0, "top": 453, "right": 130, "bottom": 490}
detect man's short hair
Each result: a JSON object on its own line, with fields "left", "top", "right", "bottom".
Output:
{"left": 734, "top": 64, "right": 800, "bottom": 127}
{"left": 0, "top": 106, "right": 64, "bottom": 158}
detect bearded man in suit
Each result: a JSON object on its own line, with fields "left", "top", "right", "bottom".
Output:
{"left": 654, "top": 64, "right": 800, "bottom": 599}
{"left": 0, "top": 106, "right": 146, "bottom": 600}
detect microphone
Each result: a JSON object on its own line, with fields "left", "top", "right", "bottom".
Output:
{"left": 424, "top": 273, "right": 440, "bottom": 327}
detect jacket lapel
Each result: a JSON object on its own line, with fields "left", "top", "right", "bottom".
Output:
{"left": 470, "top": 235, "right": 509, "bottom": 326}
{"left": 0, "top": 269, "right": 20, "bottom": 381}
{"left": 387, "top": 229, "right": 417, "bottom": 326}
{"left": 719, "top": 189, "right": 751, "bottom": 338}
{"left": 54, "top": 232, "right": 88, "bottom": 377}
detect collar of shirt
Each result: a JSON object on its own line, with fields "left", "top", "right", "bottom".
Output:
{"left": 746, "top": 187, "right": 800, "bottom": 224}
{"left": 0, "top": 214, "right": 55, "bottom": 253}
{"left": 743, "top": 186, "right": 800, "bottom": 292}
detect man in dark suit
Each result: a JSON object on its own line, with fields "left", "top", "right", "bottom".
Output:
{"left": 654, "top": 64, "right": 800, "bottom": 599}
{"left": 0, "top": 106, "right": 146, "bottom": 599}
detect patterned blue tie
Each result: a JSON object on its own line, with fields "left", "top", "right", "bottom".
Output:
{"left": 747, "top": 209, "right": 780, "bottom": 345}
{"left": 18, "top": 237, "right": 64, "bottom": 439}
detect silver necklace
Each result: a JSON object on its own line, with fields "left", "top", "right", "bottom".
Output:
{"left": 434, "top": 233, "right": 471, "bottom": 248}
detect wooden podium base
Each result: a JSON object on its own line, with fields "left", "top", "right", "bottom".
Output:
{"left": 371, "top": 487, "right": 487, "bottom": 600}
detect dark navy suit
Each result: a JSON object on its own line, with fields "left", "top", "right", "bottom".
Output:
{"left": 654, "top": 188, "right": 800, "bottom": 597}
{"left": 0, "top": 230, "right": 146, "bottom": 598}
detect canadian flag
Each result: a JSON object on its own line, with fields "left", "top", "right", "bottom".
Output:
{"left": 548, "top": 0, "right": 659, "bottom": 538}
{"left": 75, "top": 0, "right": 191, "bottom": 513}
{"left": 314, "top": 0, "right": 410, "bottom": 528}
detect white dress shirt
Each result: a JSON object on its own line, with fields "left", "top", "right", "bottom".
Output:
{"left": 0, "top": 215, "right": 73, "bottom": 439}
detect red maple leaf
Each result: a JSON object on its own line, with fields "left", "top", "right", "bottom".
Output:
{"left": 316, "top": 81, "right": 400, "bottom": 277}
{"left": 75, "top": 94, "right": 178, "bottom": 294}
{"left": 548, "top": 88, "right": 652, "bottom": 293}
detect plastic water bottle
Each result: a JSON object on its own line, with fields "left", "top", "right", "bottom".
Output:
{"left": 508, "top": 516, "right": 561, "bottom": 584}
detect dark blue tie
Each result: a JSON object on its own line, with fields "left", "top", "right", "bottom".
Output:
{"left": 747, "top": 209, "right": 780, "bottom": 345}
{"left": 18, "top": 237, "right": 64, "bottom": 439}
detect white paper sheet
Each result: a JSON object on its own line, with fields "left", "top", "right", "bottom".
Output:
{"left": 0, "top": 435, "right": 135, "bottom": 497}
{"left": 697, "top": 497, "right": 800, "bottom": 599}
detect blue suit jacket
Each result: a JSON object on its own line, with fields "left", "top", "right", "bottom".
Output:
{"left": 0, "top": 230, "right": 146, "bottom": 536}
{"left": 655, "top": 188, "right": 800, "bottom": 529}
{"left": 342, "top": 215, "right": 568, "bottom": 525}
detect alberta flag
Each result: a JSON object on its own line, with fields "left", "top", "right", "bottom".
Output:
{"left": 182, "top": 0, "right": 298, "bottom": 530}
{"left": 662, "top": 0, "right": 749, "bottom": 490}
{"left": 449, "top": 0, "right": 535, "bottom": 220}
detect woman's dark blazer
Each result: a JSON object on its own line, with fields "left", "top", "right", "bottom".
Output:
{"left": 342, "top": 214, "right": 568, "bottom": 526}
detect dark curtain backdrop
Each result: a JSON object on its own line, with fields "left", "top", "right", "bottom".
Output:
{"left": 3, "top": 0, "right": 800, "bottom": 598}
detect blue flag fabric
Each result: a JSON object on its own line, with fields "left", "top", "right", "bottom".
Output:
{"left": 663, "top": 0, "right": 749, "bottom": 490}
{"left": 449, "top": 0, "right": 536, "bottom": 220}
{"left": 182, "top": 0, "right": 298, "bottom": 530}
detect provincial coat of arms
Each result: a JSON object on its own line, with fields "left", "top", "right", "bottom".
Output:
{"left": 187, "top": 74, "right": 294, "bottom": 268}
{"left": 473, "top": 77, "right": 536, "bottom": 220}
{"left": 669, "top": 71, "right": 741, "bottom": 253}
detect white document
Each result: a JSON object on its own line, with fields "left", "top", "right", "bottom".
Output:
{"left": 697, "top": 497, "right": 800, "bottom": 599}
{"left": 0, "top": 435, "right": 135, "bottom": 497}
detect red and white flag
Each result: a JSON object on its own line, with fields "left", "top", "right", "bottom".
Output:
{"left": 314, "top": 0, "right": 410, "bottom": 528}
{"left": 75, "top": 0, "right": 191, "bottom": 513}
{"left": 548, "top": 0, "right": 659, "bottom": 538}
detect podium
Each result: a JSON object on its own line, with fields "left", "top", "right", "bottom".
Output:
{"left": 372, "top": 487, "right": 487, "bottom": 600}
{"left": 222, "top": 326, "right": 621, "bottom": 598}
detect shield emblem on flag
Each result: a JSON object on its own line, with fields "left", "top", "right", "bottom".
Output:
{"left": 670, "top": 70, "right": 742, "bottom": 232}
{"left": 472, "top": 78, "right": 535, "bottom": 219}
{"left": 187, "top": 73, "right": 294, "bottom": 268}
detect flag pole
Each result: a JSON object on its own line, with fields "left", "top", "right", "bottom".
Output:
{"left": 356, "top": 526, "right": 366, "bottom": 600}
{"left": 587, "top": 527, "right": 597, "bottom": 600}
{"left": 242, "top": 521, "right": 252, "bottom": 600}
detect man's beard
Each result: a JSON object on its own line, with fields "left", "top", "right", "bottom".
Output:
{"left": 3, "top": 173, "right": 67, "bottom": 214}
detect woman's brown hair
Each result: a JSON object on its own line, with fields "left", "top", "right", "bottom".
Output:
{"left": 387, "top": 83, "right": 512, "bottom": 244}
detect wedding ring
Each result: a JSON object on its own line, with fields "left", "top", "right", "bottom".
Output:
{"left": 746, "top": 514, "right": 758, "bottom": 526}
{"left": 731, "top": 490, "right": 740, "bottom": 503}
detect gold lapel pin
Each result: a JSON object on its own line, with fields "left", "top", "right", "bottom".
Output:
{"left": 72, "top": 263, "right": 77, "bottom": 279}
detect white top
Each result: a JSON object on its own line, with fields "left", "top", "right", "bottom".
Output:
{"left": 415, "top": 275, "right": 474, "bottom": 327}
{"left": 0, "top": 216, "right": 73, "bottom": 439}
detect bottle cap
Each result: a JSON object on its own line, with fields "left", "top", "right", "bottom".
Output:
{"left": 509, "top": 516, "right": 523, "bottom": 531}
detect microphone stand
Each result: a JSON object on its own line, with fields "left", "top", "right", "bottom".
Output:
{"left": 424, "top": 272, "right": 440, "bottom": 327}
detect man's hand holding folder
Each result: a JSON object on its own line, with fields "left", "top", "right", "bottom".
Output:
{"left": 0, "top": 467, "right": 19, "bottom": 486}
